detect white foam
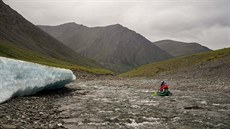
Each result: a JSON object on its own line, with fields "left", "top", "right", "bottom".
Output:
{"left": 125, "top": 119, "right": 160, "bottom": 128}
{"left": 212, "top": 103, "right": 220, "bottom": 106}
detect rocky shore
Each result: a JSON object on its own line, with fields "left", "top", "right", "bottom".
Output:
{"left": 0, "top": 72, "right": 116, "bottom": 129}
{"left": 0, "top": 87, "right": 72, "bottom": 129}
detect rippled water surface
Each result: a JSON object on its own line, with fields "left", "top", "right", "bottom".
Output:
{"left": 56, "top": 79, "right": 230, "bottom": 129}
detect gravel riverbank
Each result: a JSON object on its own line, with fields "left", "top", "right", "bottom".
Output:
{"left": 0, "top": 72, "right": 116, "bottom": 129}
{"left": 0, "top": 57, "right": 229, "bottom": 129}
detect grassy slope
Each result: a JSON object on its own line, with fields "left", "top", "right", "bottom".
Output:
{"left": 120, "top": 48, "right": 230, "bottom": 77}
{"left": 153, "top": 40, "right": 211, "bottom": 57}
{"left": 0, "top": 1, "right": 104, "bottom": 69}
{"left": 0, "top": 40, "right": 113, "bottom": 75}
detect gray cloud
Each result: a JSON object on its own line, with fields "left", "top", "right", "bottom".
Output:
{"left": 3, "top": 0, "right": 230, "bottom": 49}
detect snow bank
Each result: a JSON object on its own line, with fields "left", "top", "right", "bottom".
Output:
{"left": 0, "top": 57, "right": 76, "bottom": 103}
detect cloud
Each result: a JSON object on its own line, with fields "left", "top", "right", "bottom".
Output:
{"left": 196, "top": 26, "right": 230, "bottom": 49}
{"left": 2, "top": 0, "right": 230, "bottom": 49}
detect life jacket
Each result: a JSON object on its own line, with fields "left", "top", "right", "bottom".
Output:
{"left": 159, "top": 84, "right": 168, "bottom": 91}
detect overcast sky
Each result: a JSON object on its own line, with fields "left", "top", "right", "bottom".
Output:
{"left": 3, "top": 0, "right": 230, "bottom": 50}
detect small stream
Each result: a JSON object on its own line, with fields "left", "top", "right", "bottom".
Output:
{"left": 56, "top": 79, "right": 230, "bottom": 129}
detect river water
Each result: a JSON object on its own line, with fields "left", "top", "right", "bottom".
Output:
{"left": 55, "top": 78, "right": 230, "bottom": 129}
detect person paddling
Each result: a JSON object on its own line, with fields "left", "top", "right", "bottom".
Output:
{"left": 158, "top": 81, "right": 172, "bottom": 96}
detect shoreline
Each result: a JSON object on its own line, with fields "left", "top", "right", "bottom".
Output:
{"left": 0, "top": 87, "right": 74, "bottom": 129}
{"left": 0, "top": 72, "right": 116, "bottom": 129}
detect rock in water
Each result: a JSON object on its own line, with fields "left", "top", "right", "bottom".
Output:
{"left": 0, "top": 57, "right": 76, "bottom": 103}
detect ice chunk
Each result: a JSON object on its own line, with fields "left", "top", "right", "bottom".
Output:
{"left": 0, "top": 57, "right": 76, "bottom": 103}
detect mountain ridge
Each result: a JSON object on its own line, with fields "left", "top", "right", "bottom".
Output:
{"left": 38, "top": 22, "right": 173, "bottom": 73}
{"left": 120, "top": 48, "right": 230, "bottom": 77}
{"left": 0, "top": 1, "right": 106, "bottom": 71}
{"left": 153, "top": 39, "right": 211, "bottom": 57}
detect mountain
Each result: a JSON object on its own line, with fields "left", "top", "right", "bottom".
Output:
{"left": 153, "top": 40, "right": 211, "bottom": 57}
{"left": 120, "top": 48, "right": 230, "bottom": 77}
{"left": 38, "top": 23, "right": 172, "bottom": 73}
{"left": 0, "top": 0, "right": 105, "bottom": 71}
{"left": 0, "top": 39, "right": 112, "bottom": 74}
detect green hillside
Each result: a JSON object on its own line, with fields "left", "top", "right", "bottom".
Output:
{"left": 0, "top": 1, "right": 105, "bottom": 70}
{"left": 153, "top": 40, "right": 211, "bottom": 57}
{"left": 120, "top": 48, "right": 230, "bottom": 77}
{"left": 0, "top": 40, "right": 113, "bottom": 75}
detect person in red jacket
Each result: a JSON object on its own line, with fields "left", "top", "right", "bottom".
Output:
{"left": 158, "top": 81, "right": 172, "bottom": 96}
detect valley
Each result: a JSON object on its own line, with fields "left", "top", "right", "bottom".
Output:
{"left": 0, "top": 0, "right": 229, "bottom": 129}
{"left": 38, "top": 23, "right": 173, "bottom": 73}
{"left": 1, "top": 56, "right": 230, "bottom": 129}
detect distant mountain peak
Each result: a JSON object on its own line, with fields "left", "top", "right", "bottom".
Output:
{"left": 111, "top": 23, "right": 123, "bottom": 27}
{"left": 160, "top": 39, "right": 175, "bottom": 42}
{"left": 39, "top": 23, "right": 172, "bottom": 72}
{"left": 153, "top": 39, "right": 211, "bottom": 57}
{"left": 58, "top": 22, "right": 86, "bottom": 27}
{"left": 104, "top": 24, "right": 124, "bottom": 29}
{"left": 159, "top": 39, "right": 189, "bottom": 43}
{"left": 61, "top": 22, "right": 77, "bottom": 26}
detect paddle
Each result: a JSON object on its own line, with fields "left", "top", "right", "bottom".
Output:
{"left": 152, "top": 91, "right": 158, "bottom": 96}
